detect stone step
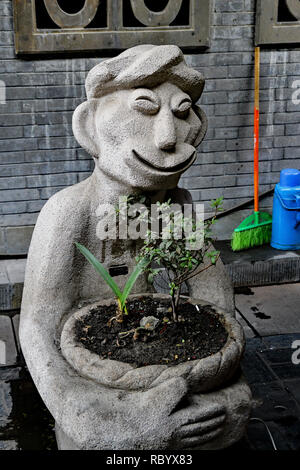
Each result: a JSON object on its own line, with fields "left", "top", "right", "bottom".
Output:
{"left": 215, "top": 241, "right": 300, "bottom": 288}
{"left": 0, "top": 259, "right": 25, "bottom": 311}
{"left": 0, "top": 246, "right": 300, "bottom": 313}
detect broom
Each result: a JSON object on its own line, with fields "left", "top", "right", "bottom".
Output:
{"left": 231, "top": 46, "right": 272, "bottom": 251}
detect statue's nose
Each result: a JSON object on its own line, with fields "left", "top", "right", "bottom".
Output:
{"left": 154, "top": 110, "right": 177, "bottom": 151}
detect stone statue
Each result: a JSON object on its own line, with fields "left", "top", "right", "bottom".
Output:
{"left": 20, "top": 45, "right": 251, "bottom": 450}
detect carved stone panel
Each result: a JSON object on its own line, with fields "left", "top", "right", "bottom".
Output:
{"left": 256, "top": 0, "right": 300, "bottom": 46}
{"left": 13, "top": 0, "right": 211, "bottom": 55}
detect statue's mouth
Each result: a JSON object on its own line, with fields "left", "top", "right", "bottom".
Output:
{"left": 132, "top": 149, "right": 196, "bottom": 174}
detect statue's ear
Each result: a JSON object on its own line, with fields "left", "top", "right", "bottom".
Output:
{"left": 72, "top": 100, "right": 99, "bottom": 157}
{"left": 192, "top": 105, "right": 208, "bottom": 147}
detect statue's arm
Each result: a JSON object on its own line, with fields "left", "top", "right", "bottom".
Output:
{"left": 18, "top": 192, "right": 195, "bottom": 449}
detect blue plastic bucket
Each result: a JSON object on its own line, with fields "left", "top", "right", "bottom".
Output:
{"left": 271, "top": 169, "right": 300, "bottom": 250}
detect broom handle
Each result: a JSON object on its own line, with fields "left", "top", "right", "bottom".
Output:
{"left": 254, "top": 46, "right": 260, "bottom": 218}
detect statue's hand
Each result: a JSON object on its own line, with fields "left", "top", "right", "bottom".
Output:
{"left": 59, "top": 373, "right": 250, "bottom": 450}
{"left": 170, "top": 396, "right": 226, "bottom": 449}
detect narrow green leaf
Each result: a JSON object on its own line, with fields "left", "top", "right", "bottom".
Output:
{"left": 121, "top": 257, "right": 150, "bottom": 306}
{"left": 75, "top": 242, "right": 122, "bottom": 300}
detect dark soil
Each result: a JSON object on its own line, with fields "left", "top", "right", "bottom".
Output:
{"left": 74, "top": 297, "right": 228, "bottom": 367}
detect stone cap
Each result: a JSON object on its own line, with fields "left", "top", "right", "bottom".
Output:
{"left": 85, "top": 45, "right": 205, "bottom": 103}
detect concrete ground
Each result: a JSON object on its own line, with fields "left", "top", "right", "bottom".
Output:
{"left": 235, "top": 283, "right": 300, "bottom": 450}
{"left": 0, "top": 282, "right": 300, "bottom": 450}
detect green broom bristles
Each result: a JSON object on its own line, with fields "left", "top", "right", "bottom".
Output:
{"left": 231, "top": 211, "right": 272, "bottom": 251}
{"left": 231, "top": 224, "right": 272, "bottom": 251}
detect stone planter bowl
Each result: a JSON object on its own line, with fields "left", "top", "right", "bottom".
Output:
{"left": 60, "top": 293, "right": 245, "bottom": 393}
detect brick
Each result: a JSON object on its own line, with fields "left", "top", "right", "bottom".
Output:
{"left": 0, "top": 188, "right": 39, "bottom": 203}
{"left": 0, "top": 47, "right": 16, "bottom": 59}
{"left": 26, "top": 173, "right": 77, "bottom": 188}
{"left": 213, "top": 26, "right": 253, "bottom": 40}
{"left": 227, "top": 137, "right": 273, "bottom": 151}
{"left": 0, "top": 17, "right": 13, "bottom": 30}
{"left": 0, "top": 114, "right": 35, "bottom": 126}
{"left": 190, "top": 53, "right": 241, "bottom": 67}
{"left": 0, "top": 101, "right": 23, "bottom": 113}
{"left": 274, "top": 112, "right": 300, "bottom": 124}
{"left": 236, "top": 173, "right": 280, "bottom": 186}
{"left": 77, "top": 173, "right": 90, "bottom": 183}
{"left": 285, "top": 124, "right": 300, "bottom": 136}
{"left": 40, "top": 186, "right": 67, "bottom": 200}
{"left": 244, "top": 0, "right": 255, "bottom": 10}
{"left": 229, "top": 39, "right": 253, "bottom": 52}
{"left": 0, "top": 213, "right": 38, "bottom": 227}
{"left": 0, "top": 2, "right": 12, "bottom": 16}
{"left": 201, "top": 91, "right": 227, "bottom": 104}
{"left": 0, "top": 152, "right": 24, "bottom": 164}
{"left": 228, "top": 65, "right": 252, "bottom": 78}
{"left": 0, "top": 31, "right": 13, "bottom": 45}
{"left": 200, "top": 139, "right": 226, "bottom": 153}
{"left": 35, "top": 85, "right": 85, "bottom": 100}
{"left": 224, "top": 184, "right": 272, "bottom": 199}
{"left": 214, "top": 1, "right": 245, "bottom": 13}
{"left": 236, "top": 148, "right": 283, "bottom": 162}
{"left": 24, "top": 123, "right": 73, "bottom": 138}
{"left": 22, "top": 98, "right": 82, "bottom": 113}
{"left": 0, "top": 138, "right": 37, "bottom": 152}
{"left": 195, "top": 152, "right": 237, "bottom": 165}
{"left": 223, "top": 161, "right": 271, "bottom": 175}
{"left": 24, "top": 148, "right": 77, "bottom": 163}
{"left": 0, "top": 177, "right": 26, "bottom": 190}
{"left": 198, "top": 188, "right": 225, "bottom": 200}
{"left": 34, "top": 111, "right": 73, "bottom": 125}
{"left": 212, "top": 175, "right": 236, "bottom": 187}
{"left": 238, "top": 125, "right": 284, "bottom": 138}
{"left": 290, "top": 52, "right": 300, "bottom": 63}
{"left": 197, "top": 66, "right": 228, "bottom": 79}
{"left": 0, "top": 160, "right": 92, "bottom": 177}
{"left": 209, "top": 39, "right": 230, "bottom": 53}
{"left": 215, "top": 12, "right": 254, "bottom": 26}
{"left": 27, "top": 201, "right": 45, "bottom": 213}
{"left": 6, "top": 87, "right": 36, "bottom": 100}
{"left": 4, "top": 226, "right": 33, "bottom": 254}
{"left": 37, "top": 136, "right": 78, "bottom": 150}
{"left": 215, "top": 128, "right": 238, "bottom": 139}
{"left": 287, "top": 100, "right": 300, "bottom": 112}
{"left": 0, "top": 201, "right": 27, "bottom": 214}
{"left": 1, "top": 61, "right": 35, "bottom": 73}
{"left": 0, "top": 316, "right": 17, "bottom": 364}
{"left": 274, "top": 135, "right": 300, "bottom": 148}
{"left": 284, "top": 148, "right": 300, "bottom": 159}
{"left": 180, "top": 176, "right": 213, "bottom": 189}
{"left": 0, "top": 127, "right": 23, "bottom": 139}
{"left": 272, "top": 159, "right": 300, "bottom": 171}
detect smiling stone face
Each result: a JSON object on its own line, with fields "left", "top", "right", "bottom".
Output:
{"left": 92, "top": 82, "right": 203, "bottom": 190}
{"left": 72, "top": 45, "right": 207, "bottom": 191}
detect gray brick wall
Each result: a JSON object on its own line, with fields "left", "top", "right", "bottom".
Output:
{"left": 0, "top": 0, "right": 300, "bottom": 251}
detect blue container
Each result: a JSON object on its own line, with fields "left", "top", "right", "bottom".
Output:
{"left": 271, "top": 168, "right": 300, "bottom": 250}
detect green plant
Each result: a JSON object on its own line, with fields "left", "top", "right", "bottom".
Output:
{"left": 137, "top": 198, "right": 223, "bottom": 322}
{"left": 75, "top": 242, "right": 148, "bottom": 322}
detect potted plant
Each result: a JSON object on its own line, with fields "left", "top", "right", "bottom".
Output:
{"left": 60, "top": 197, "right": 244, "bottom": 394}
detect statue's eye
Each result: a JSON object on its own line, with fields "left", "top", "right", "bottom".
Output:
{"left": 132, "top": 96, "right": 160, "bottom": 115}
{"left": 173, "top": 99, "right": 192, "bottom": 119}
{"left": 129, "top": 90, "right": 160, "bottom": 115}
